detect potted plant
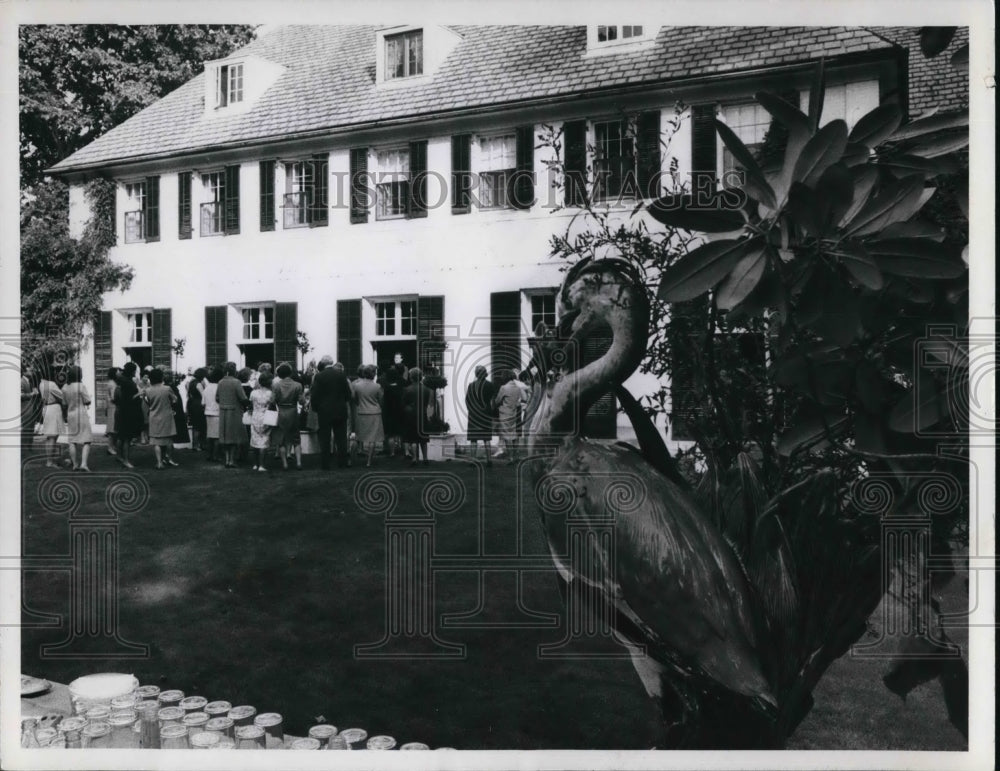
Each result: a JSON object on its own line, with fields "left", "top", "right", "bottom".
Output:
{"left": 422, "top": 366, "right": 453, "bottom": 461}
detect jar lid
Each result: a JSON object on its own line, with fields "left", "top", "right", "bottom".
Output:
{"left": 228, "top": 705, "right": 256, "bottom": 720}
{"left": 182, "top": 712, "right": 209, "bottom": 726}
{"left": 108, "top": 712, "right": 137, "bottom": 726}
{"left": 81, "top": 721, "right": 111, "bottom": 738}
{"left": 179, "top": 696, "right": 207, "bottom": 710}
{"left": 291, "top": 737, "right": 321, "bottom": 750}
{"left": 157, "top": 706, "right": 185, "bottom": 722}
{"left": 189, "top": 731, "right": 221, "bottom": 749}
{"left": 326, "top": 736, "right": 348, "bottom": 749}
{"left": 158, "top": 689, "right": 185, "bottom": 702}
{"left": 339, "top": 727, "right": 367, "bottom": 743}
{"left": 35, "top": 727, "right": 58, "bottom": 742}
{"left": 213, "top": 736, "right": 236, "bottom": 749}
{"left": 204, "top": 700, "right": 232, "bottom": 714}
{"left": 205, "top": 716, "right": 234, "bottom": 731}
{"left": 235, "top": 724, "right": 265, "bottom": 739}
{"left": 85, "top": 705, "right": 111, "bottom": 719}
{"left": 160, "top": 724, "right": 188, "bottom": 739}
{"left": 367, "top": 735, "right": 396, "bottom": 750}
{"left": 308, "top": 724, "right": 338, "bottom": 739}
{"left": 111, "top": 694, "right": 137, "bottom": 708}
{"left": 253, "top": 712, "right": 282, "bottom": 727}
{"left": 401, "top": 742, "right": 430, "bottom": 750}
{"left": 58, "top": 717, "right": 87, "bottom": 733}
{"left": 136, "top": 685, "right": 161, "bottom": 699}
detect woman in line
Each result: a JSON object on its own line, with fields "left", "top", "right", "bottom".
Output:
{"left": 62, "top": 365, "right": 93, "bottom": 471}
{"left": 186, "top": 367, "right": 207, "bottom": 451}
{"left": 271, "top": 362, "right": 305, "bottom": 471}
{"left": 401, "top": 367, "right": 433, "bottom": 466}
{"left": 353, "top": 364, "right": 384, "bottom": 468}
{"left": 492, "top": 369, "right": 524, "bottom": 463}
{"left": 237, "top": 367, "right": 254, "bottom": 463}
{"left": 202, "top": 366, "right": 222, "bottom": 462}
{"left": 138, "top": 365, "right": 152, "bottom": 445}
{"left": 165, "top": 371, "right": 190, "bottom": 447}
{"left": 464, "top": 365, "right": 495, "bottom": 466}
{"left": 216, "top": 361, "right": 249, "bottom": 469}
{"left": 105, "top": 367, "right": 119, "bottom": 455}
{"left": 145, "top": 368, "right": 179, "bottom": 469}
{"left": 114, "top": 362, "right": 143, "bottom": 469}
{"left": 249, "top": 372, "right": 275, "bottom": 471}
{"left": 38, "top": 369, "right": 66, "bottom": 468}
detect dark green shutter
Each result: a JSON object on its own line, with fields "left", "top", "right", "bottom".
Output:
{"left": 224, "top": 164, "right": 240, "bottom": 235}
{"left": 451, "top": 134, "right": 472, "bottom": 215}
{"left": 636, "top": 110, "right": 661, "bottom": 199}
{"left": 691, "top": 104, "right": 718, "bottom": 196}
{"left": 273, "top": 302, "right": 298, "bottom": 369}
{"left": 512, "top": 125, "right": 535, "bottom": 210}
{"left": 580, "top": 322, "right": 617, "bottom": 439}
{"left": 350, "top": 148, "right": 369, "bottom": 224}
{"left": 311, "top": 154, "right": 329, "bottom": 227}
{"left": 205, "top": 305, "right": 228, "bottom": 367}
{"left": 93, "top": 311, "right": 112, "bottom": 420}
{"left": 490, "top": 291, "right": 522, "bottom": 377}
{"left": 408, "top": 140, "right": 428, "bottom": 219}
{"left": 416, "top": 295, "right": 444, "bottom": 369}
{"left": 259, "top": 160, "right": 275, "bottom": 232}
{"left": 178, "top": 172, "right": 192, "bottom": 240}
{"left": 144, "top": 175, "right": 160, "bottom": 241}
{"left": 151, "top": 308, "right": 172, "bottom": 369}
{"left": 337, "top": 300, "right": 362, "bottom": 374}
{"left": 563, "top": 120, "right": 587, "bottom": 207}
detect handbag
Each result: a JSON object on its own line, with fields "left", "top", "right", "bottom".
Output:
{"left": 263, "top": 408, "right": 279, "bottom": 427}
{"left": 241, "top": 411, "right": 253, "bottom": 426}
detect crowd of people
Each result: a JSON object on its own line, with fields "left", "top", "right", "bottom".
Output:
{"left": 21, "top": 353, "right": 534, "bottom": 472}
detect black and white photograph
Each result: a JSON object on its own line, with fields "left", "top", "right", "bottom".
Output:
{"left": 1, "top": 1, "right": 994, "bottom": 769}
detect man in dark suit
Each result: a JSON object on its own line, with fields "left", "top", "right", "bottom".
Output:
{"left": 310, "top": 356, "right": 354, "bottom": 469}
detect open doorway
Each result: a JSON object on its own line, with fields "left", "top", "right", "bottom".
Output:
{"left": 372, "top": 340, "right": 417, "bottom": 379}
{"left": 240, "top": 343, "right": 276, "bottom": 371}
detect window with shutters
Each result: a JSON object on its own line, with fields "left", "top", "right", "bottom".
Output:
{"left": 124, "top": 179, "right": 158, "bottom": 243}
{"left": 477, "top": 133, "right": 517, "bottom": 210}
{"left": 375, "top": 148, "right": 410, "bottom": 220}
{"left": 216, "top": 62, "right": 244, "bottom": 108}
{"left": 529, "top": 292, "right": 557, "bottom": 332}
{"left": 178, "top": 172, "right": 192, "bottom": 239}
{"left": 128, "top": 312, "right": 153, "bottom": 345}
{"left": 593, "top": 119, "right": 637, "bottom": 201}
{"left": 242, "top": 306, "right": 275, "bottom": 342}
{"left": 372, "top": 298, "right": 418, "bottom": 339}
{"left": 201, "top": 171, "right": 225, "bottom": 236}
{"left": 385, "top": 30, "right": 423, "bottom": 80}
{"left": 718, "top": 102, "right": 772, "bottom": 180}
{"left": 283, "top": 158, "right": 328, "bottom": 228}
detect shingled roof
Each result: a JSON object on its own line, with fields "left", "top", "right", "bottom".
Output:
{"left": 50, "top": 25, "right": 896, "bottom": 173}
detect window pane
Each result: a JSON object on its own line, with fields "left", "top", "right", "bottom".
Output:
{"left": 400, "top": 301, "right": 417, "bottom": 335}
{"left": 479, "top": 134, "right": 516, "bottom": 172}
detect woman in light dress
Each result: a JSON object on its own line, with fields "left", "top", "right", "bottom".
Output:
{"left": 105, "top": 367, "right": 119, "bottom": 456}
{"left": 144, "top": 367, "right": 179, "bottom": 469}
{"left": 352, "top": 364, "right": 384, "bottom": 467}
{"left": 62, "top": 365, "right": 93, "bottom": 471}
{"left": 38, "top": 372, "right": 65, "bottom": 468}
{"left": 249, "top": 372, "right": 275, "bottom": 471}
{"left": 202, "top": 366, "right": 222, "bottom": 462}
{"left": 492, "top": 369, "right": 525, "bottom": 462}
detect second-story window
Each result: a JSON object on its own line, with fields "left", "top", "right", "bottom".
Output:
{"left": 719, "top": 102, "right": 772, "bottom": 179}
{"left": 124, "top": 177, "right": 159, "bottom": 243}
{"left": 375, "top": 148, "right": 410, "bottom": 220}
{"left": 283, "top": 157, "right": 328, "bottom": 228}
{"left": 216, "top": 63, "right": 244, "bottom": 108}
{"left": 594, "top": 120, "right": 636, "bottom": 200}
{"left": 201, "top": 171, "right": 225, "bottom": 236}
{"left": 385, "top": 30, "right": 423, "bottom": 80}
{"left": 478, "top": 134, "right": 517, "bottom": 210}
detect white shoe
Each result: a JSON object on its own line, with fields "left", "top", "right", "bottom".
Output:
{"left": 493, "top": 449, "right": 505, "bottom": 458}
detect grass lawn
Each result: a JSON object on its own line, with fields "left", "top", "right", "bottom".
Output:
{"left": 19, "top": 445, "right": 967, "bottom": 750}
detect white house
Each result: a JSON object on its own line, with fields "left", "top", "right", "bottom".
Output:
{"left": 49, "top": 24, "right": 961, "bottom": 443}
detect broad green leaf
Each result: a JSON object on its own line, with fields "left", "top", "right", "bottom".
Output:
{"left": 837, "top": 246, "right": 884, "bottom": 290}
{"left": 875, "top": 220, "right": 945, "bottom": 241}
{"left": 815, "top": 163, "right": 854, "bottom": 230}
{"left": 715, "top": 246, "right": 767, "bottom": 310}
{"left": 793, "top": 120, "right": 848, "bottom": 187}
{"left": 879, "top": 153, "right": 961, "bottom": 179}
{"left": 786, "top": 182, "right": 822, "bottom": 236}
{"left": 777, "top": 410, "right": 847, "bottom": 456}
{"left": 867, "top": 238, "right": 967, "bottom": 278}
{"left": 919, "top": 27, "right": 957, "bottom": 58}
{"left": 854, "top": 361, "right": 888, "bottom": 412}
{"left": 841, "top": 142, "right": 871, "bottom": 167}
{"left": 890, "top": 111, "right": 969, "bottom": 141}
{"left": 843, "top": 176, "right": 930, "bottom": 237}
{"left": 658, "top": 237, "right": 759, "bottom": 302}
{"left": 888, "top": 376, "right": 948, "bottom": 432}
{"left": 714, "top": 119, "right": 777, "bottom": 209}
{"left": 951, "top": 43, "right": 970, "bottom": 68}
{"left": 755, "top": 91, "right": 811, "bottom": 136}
{"left": 849, "top": 103, "right": 904, "bottom": 148}
{"left": 905, "top": 130, "right": 969, "bottom": 159}
{"left": 646, "top": 193, "right": 746, "bottom": 232}
{"left": 838, "top": 166, "right": 879, "bottom": 228}
{"left": 756, "top": 90, "right": 812, "bottom": 205}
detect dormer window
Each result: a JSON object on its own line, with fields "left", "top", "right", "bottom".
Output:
{"left": 597, "top": 25, "right": 643, "bottom": 43}
{"left": 586, "top": 24, "right": 656, "bottom": 54}
{"left": 385, "top": 29, "right": 423, "bottom": 80}
{"left": 216, "top": 62, "right": 244, "bottom": 108}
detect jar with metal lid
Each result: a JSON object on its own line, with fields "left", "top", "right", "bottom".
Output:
{"left": 235, "top": 724, "right": 266, "bottom": 750}
{"left": 213, "top": 735, "right": 236, "bottom": 749}
{"left": 179, "top": 695, "right": 207, "bottom": 714}
{"left": 253, "top": 712, "right": 283, "bottom": 748}
{"left": 367, "top": 735, "right": 396, "bottom": 750}
{"left": 35, "top": 727, "right": 60, "bottom": 748}
{"left": 205, "top": 716, "right": 235, "bottom": 739}
{"left": 182, "top": 712, "right": 209, "bottom": 737}
{"left": 326, "top": 735, "right": 348, "bottom": 750}
{"left": 290, "top": 737, "right": 321, "bottom": 750}
{"left": 135, "top": 685, "right": 160, "bottom": 702}
{"left": 108, "top": 712, "right": 139, "bottom": 749}
{"left": 84, "top": 705, "right": 111, "bottom": 723}
{"left": 307, "top": 724, "right": 337, "bottom": 747}
{"left": 401, "top": 742, "right": 430, "bottom": 750}
{"left": 339, "top": 727, "right": 368, "bottom": 749}
{"left": 64, "top": 729, "right": 83, "bottom": 749}
{"left": 111, "top": 694, "right": 137, "bottom": 712}
{"left": 136, "top": 701, "right": 160, "bottom": 749}
{"left": 159, "top": 723, "right": 190, "bottom": 749}
{"left": 157, "top": 706, "right": 185, "bottom": 727}
{"left": 189, "top": 731, "right": 221, "bottom": 750}
{"left": 204, "top": 700, "right": 232, "bottom": 717}
{"left": 157, "top": 689, "right": 184, "bottom": 708}
{"left": 228, "top": 705, "right": 256, "bottom": 727}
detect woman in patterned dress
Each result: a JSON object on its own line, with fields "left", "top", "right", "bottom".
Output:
{"left": 62, "top": 365, "right": 93, "bottom": 471}
{"left": 249, "top": 372, "right": 275, "bottom": 471}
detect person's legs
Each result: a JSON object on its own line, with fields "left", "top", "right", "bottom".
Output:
{"left": 332, "top": 417, "right": 348, "bottom": 468}
{"left": 366, "top": 442, "right": 375, "bottom": 467}
{"left": 45, "top": 437, "right": 57, "bottom": 467}
{"left": 67, "top": 442, "right": 78, "bottom": 469}
{"left": 419, "top": 441, "right": 428, "bottom": 463}
{"left": 79, "top": 442, "right": 90, "bottom": 471}
{"left": 153, "top": 444, "right": 163, "bottom": 468}
{"left": 293, "top": 443, "right": 302, "bottom": 469}
{"left": 106, "top": 431, "right": 117, "bottom": 455}
{"left": 317, "top": 414, "right": 333, "bottom": 470}
{"left": 117, "top": 436, "right": 133, "bottom": 468}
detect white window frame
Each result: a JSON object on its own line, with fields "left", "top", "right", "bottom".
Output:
{"left": 476, "top": 132, "right": 518, "bottom": 210}
{"left": 127, "top": 311, "right": 153, "bottom": 345}
{"left": 369, "top": 296, "right": 419, "bottom": 340}
{"left": 200, "top": 170, "right": 225, "bottom": 236}
{"left": 373, "top": 147, "right": 411, "bottom": 220}
{"left": 717, "top": 101, "right": 773, "bottom": 182}
{"left": 522, "top": 287, "right": 558, "bottom": 338}
{"left": 124, "top": 180, "right": 147, "bottom": 243}
{"left": 586, "top": 25, "right": 656, "bottom": 54}
{"left": 592, "top": 117, "right": 638, "bottom": 202}
{"left": 240, "top": 304, "right": 275, "bottom": 343}
{"left": 216, "top": 62, "right": 244, "bottom": 108}
{"left": 384, "top": 29, "right": 423, "bottom": 81}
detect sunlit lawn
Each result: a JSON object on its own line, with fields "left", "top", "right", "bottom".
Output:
{"left": 20, "top": 445, "right": 966, "bottom": 750}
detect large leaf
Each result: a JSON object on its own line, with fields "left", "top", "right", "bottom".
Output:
{"left": 836, "top": 245, "right": 884, "bottom": 290}
{"left": 837, "top": 166, "right": 879, "bottom": 228}
{"left": 786, "top": 182, "right": 822, "bottom": 237}
{"left": 747, "top": 512, "right": 799, "bottom": 629}
{"left": 793, "top": 120, "right": 848, "bottom": 187}
{"left": 841, "top": 142, "right": 871, "bottom": 167}
{"left": 715, "top": 246, "right": 767, "bottom": 310}
{"left": 888, "top": 375, "right": 949, "bottom": 432}
{"left": 777, "top": 410, "right": 848, "bottom": 456}
{"left": 756, "top": 90, "right": 812, "bottom": 205}
{"left": 951, "top": 43, "right": 970, "bottom": 69}
{"left": 875, "top": 220, "right": 945, "bottom": 241}
{"left": 879, "top": 153, "right": 961, "bottom": 179}
{"left": 849, "top": 103, "right": 904, "bottom": 148}
{"left": 646, "top": 193, "right": 746, "bottom": 232}
{"left": 714, "top": 119, "right": 777, "bottom": 209}
{"left": 658, "top": 237, "right": 760, "bottom": 302}
{"left": 843, "top": 176, "right": 931, "bottom": 237}
{"left": 814, "top": 163, "right": 854, "bottom": 230}
{"left": 890, "top": 111, "right": 969, "bottom": 141}
{"left": 905, "top": 130, "right": 970, "bottom": 159}
{"left": 867, "top": 238, "right": 967, "bottom": 278}
{"left": 918, "top": 27, "right": 957, "bottom": 58}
